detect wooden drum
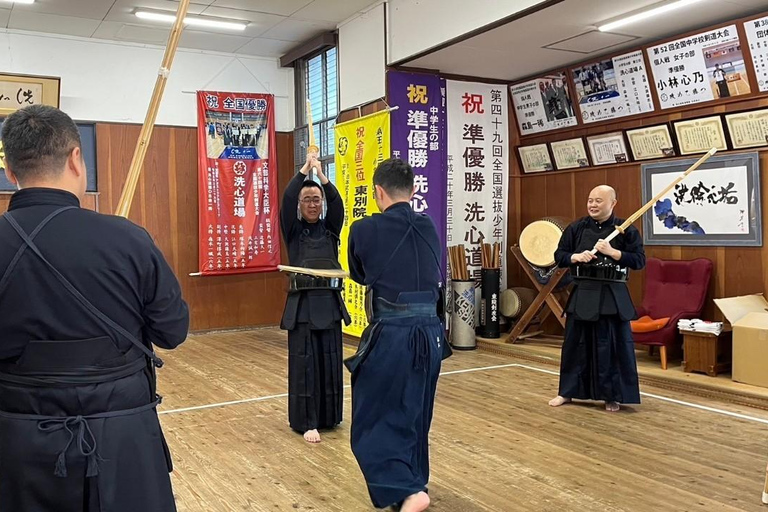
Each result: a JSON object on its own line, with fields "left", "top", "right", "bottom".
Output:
{"left": 499, "top": 287, "right": 537, "bottom": 319}
{"left": 518, "top": 217, "right": 569, "bottom": 268}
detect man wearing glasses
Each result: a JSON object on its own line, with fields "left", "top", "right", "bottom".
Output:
{"left": 279, "top": 153, "right": 349, "bottom": 444}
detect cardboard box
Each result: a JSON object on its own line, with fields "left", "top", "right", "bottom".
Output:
{"left": 713, "top": 294, "right": 768, "bottom": 388}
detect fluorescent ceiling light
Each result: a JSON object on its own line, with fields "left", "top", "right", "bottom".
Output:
{"left": 135, "top": 10, "right": 247, "bottom": 31}
{"left": 598, "top": 0, "right": 705, "bottom": 32}
{"left": 1, "top": 0, "right": 35, "bottom": 4}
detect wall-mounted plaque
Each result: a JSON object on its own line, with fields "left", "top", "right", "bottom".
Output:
{"left": 586, "top": 131, "right": 629, "bottom": 165}
{"left": 626, "top": 124, "right": 675, "bottom": 160}
{"left": 550, "top": 138, "right": 590, "bottom": 170}
{"left": 673, "top": 116, "right": 728, "bottom": 155}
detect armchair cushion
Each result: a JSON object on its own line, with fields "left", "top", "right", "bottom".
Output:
{"left": 631, "top": 316, "right": 670, "bottom": 333}
{"left": 632, "top": 258, "right": 713, "bottom": 347}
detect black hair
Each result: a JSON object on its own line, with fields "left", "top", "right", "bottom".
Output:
{"left": 373, "top": 158, "right": 413, "bottom": 198}
{"left": 300, "top": 180, "right": 324, "bottom": 196}
{"left": 1, "top": 104, "right": 82, "bottom": 184}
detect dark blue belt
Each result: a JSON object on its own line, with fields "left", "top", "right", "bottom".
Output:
{"left": 372, "top": 299, "right": 436, "bottom": 321}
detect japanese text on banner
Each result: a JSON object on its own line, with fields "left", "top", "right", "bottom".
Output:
{"left": 196, "top": 91, "right": 280, "bottom": 275}
{"left": 335, "top": 110, "right": 391, "bottom": 337}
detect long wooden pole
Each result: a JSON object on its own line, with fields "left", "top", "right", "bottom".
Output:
{"left": 589, "top": 147, "right": 717, "bottom": 254}
{"left": 115, "top": 0, "right": 191, "bottom": 218}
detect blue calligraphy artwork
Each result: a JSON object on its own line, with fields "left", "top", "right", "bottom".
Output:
{"left": 654, "top": 199, "right": 705, "bottom": 234}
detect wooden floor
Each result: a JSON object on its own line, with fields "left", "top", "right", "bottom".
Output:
{"left": 155, "top": 328, "right": 768, "bottom": 511}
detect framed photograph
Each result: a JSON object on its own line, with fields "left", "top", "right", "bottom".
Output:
{"left": 626, "top": 124, "right": 676, "bottom": 161}
{"left": 641, "top": 152, "right": 762, "bottom": 246}
{"left": 647, "top": 24, "right": 751, "bottom": 110}
{"left": 673, "top": 116, "right": 728, "bottom": 155}
{"left": 724, "top": 109, "right": 768, "bottom": 149}
{"left": 570, "top": 51, "right": 654, "bottom": 124}
{"left": 550, "top": 138, "right": 590, "bottom": 170}
{"left": 0, "top": 73, "right": 60, "bottom": 116}
{"left": 585, "top": 131, "right": 629, "bottom": 165}
{"left": 517, "top": 144, "right": 553, "bottom": 173}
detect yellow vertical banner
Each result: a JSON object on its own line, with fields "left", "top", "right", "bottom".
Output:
{"left": 335, "top": 110, "right": 390, "bottom": 337}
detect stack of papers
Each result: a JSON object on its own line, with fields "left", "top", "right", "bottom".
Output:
{"left": 678, "top": 318, "right": 723, "bottom": 335}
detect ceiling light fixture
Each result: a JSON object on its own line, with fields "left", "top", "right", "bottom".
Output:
{"left": 135, "top": 10, "right": 247, "bottom": 31}
{"left": 1, "top": 0, "right": 35, "bottom": 4}
{"left": 598, "top": 0, "right": 706, "bottom": 32}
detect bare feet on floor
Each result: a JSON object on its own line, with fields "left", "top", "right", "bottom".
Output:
{"left": 605, "top": 401, "right": 620, "bottom": 412}
{"left": 401, "top": 491, "right": 430, "bottom": 512}
{"left": 548, "top": 396, "right": 571, "bottom": 407}
{"left": 303, "top": 429, "right": 321, "bottom": 443}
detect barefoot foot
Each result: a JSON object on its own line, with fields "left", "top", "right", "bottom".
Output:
{"left": 605, "top": 401, "right": 620, "bottom": 412}
{"left": 548, "top": 396, "right": 571, "bottom": 407}
{"left": 401, "top": 491, "right": 430, "bottom": 512}
{"left": 303, "top": 429, "right": 321, "bottom": 443}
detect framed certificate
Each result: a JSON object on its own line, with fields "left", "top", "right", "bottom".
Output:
{"left": 517, "top": 144, "right": 553, "bottom": 173}
{"left": 550, "top": 138, "right": 590, "bottom": 170}
{"left": 626, "top": 124, "right": 676, "bottom": 161}
{"left": 673, "top": 116, "right": 728, "bottom": 155}
{"left": 585, "top": 131, "right": 629, "bottom": 165}
{"left": 724, "top": 109, "right": 768, "bottom": 149}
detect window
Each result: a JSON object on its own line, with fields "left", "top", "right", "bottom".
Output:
{"left": 294, "top": 46, "right": 338, "bottom": 183}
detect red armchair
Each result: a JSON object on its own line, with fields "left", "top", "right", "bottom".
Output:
{"left": 631, "top": 258, "right": 713, "bottom": 369}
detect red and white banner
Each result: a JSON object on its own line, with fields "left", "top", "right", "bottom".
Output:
{"left": 197, "top": 91, "right": 280, "bottom": 275}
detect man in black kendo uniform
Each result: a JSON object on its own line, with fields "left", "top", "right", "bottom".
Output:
{"left": 549, "top": 185, "right": 645, "bottom": 412}
{"left": 0, "top": 104, "right": 189, "bottom": 511}
{"left": 280, "top": 152, "right": 349, "bottom": 443}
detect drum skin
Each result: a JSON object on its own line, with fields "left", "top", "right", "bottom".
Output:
{"left": 518, "top": 217, "right": 569, "bottom": 267}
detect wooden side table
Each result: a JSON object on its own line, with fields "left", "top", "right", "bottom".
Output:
{"left": 681, "top": 329, "right": 732, "bottom": 377}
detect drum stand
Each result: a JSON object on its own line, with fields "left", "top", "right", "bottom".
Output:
{"left": 504, "top": 245, "right": 569, "bottom": 344}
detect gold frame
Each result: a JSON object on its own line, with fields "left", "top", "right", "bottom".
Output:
{"left": 0, "top": 73, "right": 60, "bottom": 116}
{"left": 550, "top": 137, "right": 590, "bottom": 170}
{"left": 673, "top": 116, "right": 728, "bottom": 155}
{"left": 724, "top": 109, "right": 768, "bottom": 149}
{"left": 626, "top": 124, "right": 676, "bottom": 161}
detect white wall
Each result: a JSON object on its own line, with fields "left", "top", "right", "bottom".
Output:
{"left": 338, "top": 2, "right": 387, "bottom": 110}
{"left": 387, "top": 0, "right": 545, "bottom": 64}
{"left": 0, "top": 30, "right": 295, "bottom": 131}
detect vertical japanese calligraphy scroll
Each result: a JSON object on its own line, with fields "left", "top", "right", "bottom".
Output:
{"left": 197, "top": 91, "right": 280, "bottom": 275}
{"left": 387, "top": 70, "right": 448, "bottom": 279}
{"left": 446, "top": 80, "right": 509, "bottom": 318}
{"left": 647, "top": 25, "right": 751, "bottom": 109}
{"left": 335, "top": 110, "right": 391, "bottom": 337}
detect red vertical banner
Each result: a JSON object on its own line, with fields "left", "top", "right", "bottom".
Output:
{"left": 197, "top": 91, "right": 280, "bottom": 275}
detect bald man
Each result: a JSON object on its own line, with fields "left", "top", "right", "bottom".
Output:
{"left": 549, "top": 185, "right": 645, "bottom": 412}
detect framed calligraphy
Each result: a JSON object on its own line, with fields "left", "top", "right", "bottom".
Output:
{"left": 641, "top": 152, "right": 762, "bottom": 246}
{"left": 0, "top": 73, "right": 60, "bottom": 116}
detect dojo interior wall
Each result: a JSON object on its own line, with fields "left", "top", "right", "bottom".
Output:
{"left": 509, "top": 94, "right": 768, "bottom": 326}
{"left": 0, "top": 126, "right": 295, "bottom": 332}
{"left": 0, "top": 30, "right": 298, "bottom": 332}
{"left": 0, "top": 31, "right": 295, "bottom": 131}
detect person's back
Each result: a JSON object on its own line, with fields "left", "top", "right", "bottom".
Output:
{"left": 0, "top": 104, "right": 189, "bottom": 512}
{"left": 0, "top": 198, "right": 187, "bottom": 361}
{"left": 346, "top": 158, "right": 449, "bottom": 512}
{"left": 348, "top": 202, "right": 441, "bottom": 305}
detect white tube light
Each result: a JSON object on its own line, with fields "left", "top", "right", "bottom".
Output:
{"left": 135, "top": 10, "right": 247, "bottom": 31}
{"left": 598, "top": 0, "right": 706, "bottom": 32}
{"left": 0, "top": 0, "right": 35, "bottom": 4}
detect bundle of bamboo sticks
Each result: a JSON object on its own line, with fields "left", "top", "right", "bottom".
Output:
{"left": 481, "top": 242, "right": 501, "bottom": 270}
{"left": 449, "top": 244, "right": 469, "bottom": 281}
